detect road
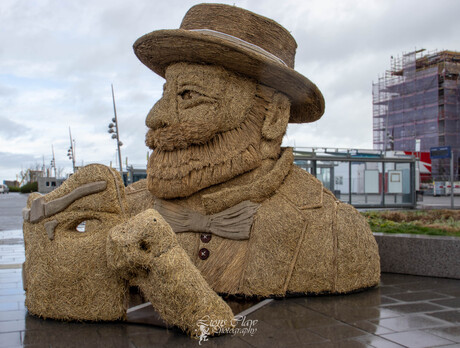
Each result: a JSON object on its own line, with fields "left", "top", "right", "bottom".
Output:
{"left": 417, "top": 194, "right": 460, "bottom": 209}
{"left": 0, "top": 193, "right": 29, "bottom": 231}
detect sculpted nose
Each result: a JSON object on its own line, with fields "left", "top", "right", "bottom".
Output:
{"left": 145, "top": 94, "right": 177, "bottom": 129}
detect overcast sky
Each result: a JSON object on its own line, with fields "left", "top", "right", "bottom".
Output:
{"left": 1, "top": 0, "right": 460, "bottom": 183}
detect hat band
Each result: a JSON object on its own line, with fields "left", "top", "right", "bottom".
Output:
{"left": 189, "top": 29, "right": 288, "bottom": 67}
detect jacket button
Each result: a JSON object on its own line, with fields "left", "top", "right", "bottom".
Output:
{"left": 200, "top": 233, "right": 212, "bottom": 243}
{"left": 199, "top": 248, "right": 210, "bottom": 260}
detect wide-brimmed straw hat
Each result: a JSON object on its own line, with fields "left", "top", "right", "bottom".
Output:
{"left": 133, "top": 3, "right": 325, "bottom": 123}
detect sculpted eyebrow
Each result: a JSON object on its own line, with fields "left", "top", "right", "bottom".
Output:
{"left": 178, "top": 82, "right": 217, "bottom": 97}
{"left": 25, "top": 181, "right": 107, "bottom": 223}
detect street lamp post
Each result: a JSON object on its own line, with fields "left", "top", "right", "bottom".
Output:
{"left": 67, "top": 127, "right": 76, "bottom": 173}
{"left": 51, "top": 145, "right": 57, "bottom": 177}
{"left": 108, "top": 84, "right": 123, "bottom": 180}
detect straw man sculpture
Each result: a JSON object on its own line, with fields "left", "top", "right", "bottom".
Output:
{"left": 22, "top": 3, "right": 380, "bottom": 337}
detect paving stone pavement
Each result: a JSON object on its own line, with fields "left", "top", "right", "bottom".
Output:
{"left": 0, "top": 228, "right": 459, "bottom": 347}
{"left": 0, "top": 194, "right": 28, "bottom": 232}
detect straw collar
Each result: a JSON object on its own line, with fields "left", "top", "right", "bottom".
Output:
{"left": 201, "top": 148, "right": 294, "bottom": 214}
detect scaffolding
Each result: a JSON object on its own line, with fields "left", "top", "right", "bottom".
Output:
{"left": 372, "top": 49, "right": 460, "bottom": 179}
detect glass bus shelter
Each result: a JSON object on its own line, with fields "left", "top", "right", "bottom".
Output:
{"left": 293, "top": 148, "right": 417, "bottom": 209}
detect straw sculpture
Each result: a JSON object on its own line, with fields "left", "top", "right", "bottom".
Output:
{"left": 22, "top": 164, "right": 128, "bottom": 321}
{"left": 132, "top": 2, "right": 380, "bottom": 296}
{"left": 106, "top": 209, "right": 234, "bottom": 337}
{"left": 23, "top": 164, "right": 233, "bottom": 337}
{"left": 22, "top": 3, "right": 380, "bottom": 338}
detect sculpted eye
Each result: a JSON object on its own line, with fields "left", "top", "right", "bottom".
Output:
{"left": 76, "top": 221, "right": 87, "bottom": 233}
{"left": 180, "top": 90, "right": 202, "bottom": 100}
{"left": 178, "top": 88, "right": 216, "bottom": 109}
{"left": 64, "top": 218, "right": 101, "bottom": 235}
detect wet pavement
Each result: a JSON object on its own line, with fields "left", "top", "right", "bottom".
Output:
{"left": 0, "top": 194, "right": 28, "bottom": 232}
{"left": 0, "top": 229, "right": 459, "bottom": 347}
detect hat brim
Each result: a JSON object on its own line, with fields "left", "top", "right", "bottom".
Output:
{"left": 133, "top": 29, "right": 325, "bottom": 123}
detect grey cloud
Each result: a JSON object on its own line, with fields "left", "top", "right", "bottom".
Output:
{"left": 0, "top": 84, "right": 17, "bottom": 97}
{"left": 0, "top": 152, "right": 41, "bottom": 173}
{"left": 0, "top": 116, "right": 30, "bottom": 139}
{"left": 0, "top": 151, "right": 37, "bottom": 163}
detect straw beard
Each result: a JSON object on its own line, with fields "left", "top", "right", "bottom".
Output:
{"left": 145, "top": 109, "right": 264, "bottom": 199}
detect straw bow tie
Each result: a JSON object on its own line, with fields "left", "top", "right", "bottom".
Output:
{"left": 154, "top": 199, "right": 260, "bottom": 240}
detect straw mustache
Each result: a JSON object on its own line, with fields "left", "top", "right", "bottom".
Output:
{"left": 145, "top": 121, "right": 220, "bottom": 151}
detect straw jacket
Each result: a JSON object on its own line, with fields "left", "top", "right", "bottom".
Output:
{"left": 126, "top": 148, "right": 380, "bottom": 296}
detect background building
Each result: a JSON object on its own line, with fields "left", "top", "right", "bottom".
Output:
{"left": 373, "top": 49, "right": 460, "bottom": 180}
{"left": 3, "top": 180, "right": 20, "bottom": 188}
{"left": 38, "top": 177, "right": 66, "bottom": 194}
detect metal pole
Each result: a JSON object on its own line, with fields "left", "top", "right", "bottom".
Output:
{"left": 51, "top": 145, "right": 57, "bottom": 177}
{"left": 73, "top": 140, "right": 76, "bottom": 169}
{"left": 410, "top": 160, "right": 416, "bottom": 208}
{"left": 451, "top": 151, "right": 454, "bottom": 209}
{"left": 348, "top": 161, "right": 352, "bottom": 204}
{"left": 111, "top": 84, "right": 123, "bottom": 179}
{"left": 69, "top": 128, "right": 76, "bottom": 173}
{"left": 382, "top": 161, "right": 386, "bottom": 206}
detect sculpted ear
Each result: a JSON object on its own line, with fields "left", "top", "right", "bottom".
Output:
{"left": 262, "top": 92, "right": 291, "bottom": 140}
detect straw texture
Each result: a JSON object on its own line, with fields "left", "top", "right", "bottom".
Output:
{"left": 133, "top": 3, "right": 324, "bottom": 123}
{"left": 106, "top": 209, "right": 234, "bottom": 337}
{"left": 145, "top": 63, "right": 276, "bottom": 199}
{"left": 23, "top": 164, "right": 128, "bottom": 321}
{"left": 21, "top": 3, "right": 380, "bottom": 336}
{"left": 335, "top": 202, "right": 381, "bottom": 292}
{"left": 126, "top": 151, "right": 380, "bottom": 297}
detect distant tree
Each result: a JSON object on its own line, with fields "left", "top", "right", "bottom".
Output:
{"left": 20, "top": 182, "right": 38, "bottom": 193}
{"left": 56, "top": 166, "right": 65, "bottom": 178}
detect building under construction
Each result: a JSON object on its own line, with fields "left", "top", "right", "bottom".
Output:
{"left": 373, "top": 49, "right": 460, "bottom": 179}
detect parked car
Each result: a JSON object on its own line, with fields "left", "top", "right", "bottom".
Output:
{"left": 0, "top": 185, "right": 9, "bottom": 194}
